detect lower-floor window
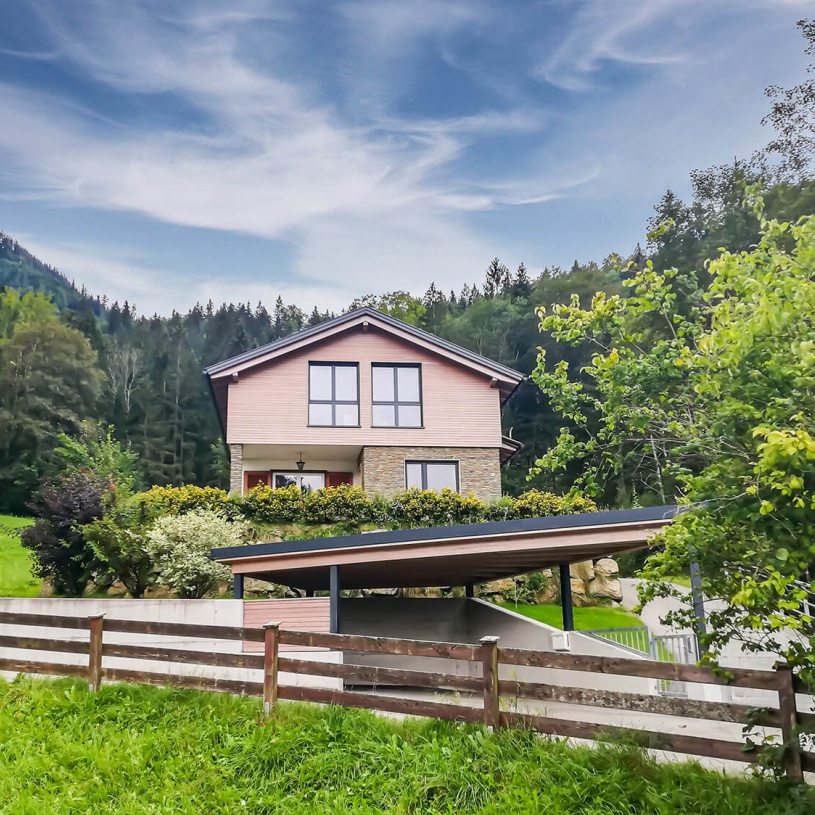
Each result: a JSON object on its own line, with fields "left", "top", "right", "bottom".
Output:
{"left": 405, "top": 460, "right": 459, "bottom": 492}
{"left": 273, "top": 472, "right": 325, "bottom": 492}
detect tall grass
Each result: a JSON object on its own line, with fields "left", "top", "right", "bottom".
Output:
{"left": 0, "top": 678, "right": 810, "bottom": 814}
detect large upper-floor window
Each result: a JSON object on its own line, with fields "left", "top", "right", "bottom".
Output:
{"left": 405, "top": 460, "right": 459, "bottom": 492}
{"left": 372, "top": 364, "right": 422, "bottom": 427}
{"left": 308, "top": 363, "right": 359, "bottom": 426}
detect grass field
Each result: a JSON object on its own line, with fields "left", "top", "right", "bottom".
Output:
{"left": 498, "top": 602, "right": 644, "bottom": 630}
{"left": 0, "top": 678, "right": 810, "bottom": 815}
{"left": 0, "top": 515, "right": 39, "bottom": 597}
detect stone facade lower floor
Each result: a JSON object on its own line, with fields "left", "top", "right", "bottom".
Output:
{"left": 361, "top": 446, "right": 502, "bottom": 500}
{"left": 228, "top": 444, "right": 503, "bottom": 501}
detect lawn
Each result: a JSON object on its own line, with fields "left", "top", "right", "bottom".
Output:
{"left": 0, "top": 515, "right": 39, "bottom": 597}
{"left": 498, "top": 602, "right": 644, "bottom": 630}
{"left": 0, "top": 678, "right": 810, "bottom": 815}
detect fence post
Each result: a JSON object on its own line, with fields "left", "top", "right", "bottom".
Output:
{"left": 480, "top": 635, "right": 500, "bottom": 729}
{"left": 775, "top": 663, "right": 803, "bottom": 781}
{"left": 263, "top": 622, "right": 281, "bottom": 715}
{"left": 87, "top": 614, "right": 105, "bottom": 693}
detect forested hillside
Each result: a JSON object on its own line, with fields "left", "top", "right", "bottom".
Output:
{"left": 0, "top": 234, "right": 101, "bottom": 313}
{"left": 2, "top": 20, "right": 814, "bottom": 517}
{"left": 3, "top": 168, "right": 812, "bottom": 515}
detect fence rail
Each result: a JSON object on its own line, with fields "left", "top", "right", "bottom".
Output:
{"left": 0, "top": 611, "right": 812, "bottom": 780}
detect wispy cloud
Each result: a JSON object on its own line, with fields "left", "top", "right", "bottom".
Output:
{"left": 0, "top": 0, "right": 812, "bottom": 311}
{"left": 535, "top": 0, "right": 698, "bottom": 91}
{"left": 1, "top": 2, "right": 559, "bottom": 233}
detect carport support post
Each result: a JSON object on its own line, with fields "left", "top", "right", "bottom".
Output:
{"left": 233, "top": 573, "right": 244, "bottom": 600}
{"left": 465, "top": 583, "right": 475, "bottom": 598}
{"left": 263, "top": 622, "right": 281, "bottom": 715}
{"left": 558, "top": 564, "right": 574, "bottom": 631}
{"left": 87, "top": 614, "right": 105, "bottom": 692}
{"left": 329, "top": 565, "right": 341, "bottom": 634}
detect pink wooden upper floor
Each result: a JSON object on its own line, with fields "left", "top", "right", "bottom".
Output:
{"left": 223, "top": 325, "right": 508, "bottom": 448}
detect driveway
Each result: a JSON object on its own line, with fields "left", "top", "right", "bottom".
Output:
{"left": 619, "top": 577, "right": 693, "bottom": 636}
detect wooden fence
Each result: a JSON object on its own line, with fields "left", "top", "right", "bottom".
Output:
{"left": 0, "top": 611, "right": 812, "bottom": 780}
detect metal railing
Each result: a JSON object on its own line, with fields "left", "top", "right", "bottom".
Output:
{"left": 583, "top": 627, "right": 699, "bottom": 697}
{"left": 583, "top": 626, "right": 651, "bottom": 655}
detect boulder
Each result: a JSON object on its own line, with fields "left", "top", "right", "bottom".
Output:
{"left": 569, "top": 560, "right": 595, "bottom": 583}
{"left": 38, "top": 578, "right": 55, "bottom": 598}
{"left": 244, "top": 577, "right": 276, "bottom": 597}
{"left": 105, "top": 580, "right": 128, "bottom": 598}
{"left": 570, "top": 577, "right": 589, "bottom": 607}
{"left": 587, "top": 575, "right": 623, "bottom": 602}
{"left": 362, "top": 587, "right": 400, "bottom": 597}
{"left": 534, "top": 582, "right": 558, "bottom": 604}
{"left": 593, "top": 557, "right": 619, "bottom": 577}
{"left": 480, "top": 578, "right": 516, "bottom": 596}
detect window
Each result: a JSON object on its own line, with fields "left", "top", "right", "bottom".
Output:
{"left": 244, "top": 471, "right": 271, "bottom": 492}
{"left": 372, "top": 364, "right": 422, "bottom": 427}
{"left": 405, "top": 460, "right": 459, "bottom": 492}
{"left": 309, "top": 363, "right": 359, "bottom": 426}
{"left": 273, "top": 472, "right": 325, "bottom": 492}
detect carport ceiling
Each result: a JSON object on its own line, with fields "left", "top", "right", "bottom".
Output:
{"left": 211, "top": 506, "right": 678, "bottom": 591}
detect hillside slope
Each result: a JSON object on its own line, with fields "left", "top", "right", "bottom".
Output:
{"left": 0, "top": 232, "right": 100, "bottom": 312}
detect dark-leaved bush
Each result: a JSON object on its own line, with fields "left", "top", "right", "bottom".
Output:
{"left": 21, "top": 470, "right": 109, "bottom": 596}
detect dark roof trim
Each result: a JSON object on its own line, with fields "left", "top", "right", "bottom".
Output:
{"left": 501, "top": 435, "right": 523, "bottom": 451}
{"left": 203, "top": 307, "right": 524, "bottom": 382}
{"left": 211, "top": 504, "right": 678, "bottom": 562}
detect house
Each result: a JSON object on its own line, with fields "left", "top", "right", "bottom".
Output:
{"left": 204, "top": 307, "right": 524, "bottom": 500}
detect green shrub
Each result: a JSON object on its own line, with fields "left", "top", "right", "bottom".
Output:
{"left": 512, "top": 490, "right": 597, "bottom": 519}
{"left": 128, "top": 483, "right": 599, "bottom": 534}
{"left": 561, "top": 492, "right": 600, "bottom": 514}
{"left": 303, "top": 485, "right": 373, "bottom": 524}
{"left": 135, "top": 485, "right": 231, "bottom": 516}
{"left": 389, "top": 488, "right": 484, "bottom": 527}
{"left": 83, "top": 503, "right": 155, "bottom": 599}
{"left": 239, "top": 484, "right": 304, "bottom": 524}
{"left": 145, "top": 509, "right": 248, "bottom": 598}
{"left": 482, "top": 496, "right": 519, "bottom": 522}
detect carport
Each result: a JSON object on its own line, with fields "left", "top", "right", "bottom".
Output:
{"left": 211, "top": 505, "right": 678, "bottom": 633}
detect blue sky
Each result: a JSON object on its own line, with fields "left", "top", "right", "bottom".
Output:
{"left": 0, "top": 0, "right": 811, "bottom": 314}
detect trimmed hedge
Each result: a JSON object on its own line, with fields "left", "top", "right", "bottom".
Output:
{"left": 134, "top": 484, "right": 597, "bottom": 529}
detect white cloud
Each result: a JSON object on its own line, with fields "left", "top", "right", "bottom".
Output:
{"left": 17, "top": 234, "right": 356, "bottom": 315}
{"left": 2, "top": 0, "right": 813, "bottom": 312}
{"left": 534, "top": 0, "right": 812, "bottom": 91}
{"left": 0, "top": 2, "right": 559, "bottom": 235}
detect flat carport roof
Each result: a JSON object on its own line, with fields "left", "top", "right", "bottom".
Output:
{"left": 211, "top": 505, "right": 678, "bottom": 592}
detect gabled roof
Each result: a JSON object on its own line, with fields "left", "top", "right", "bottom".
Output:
{"left": 204, "top": 307, "right": 525, "bottom": 390}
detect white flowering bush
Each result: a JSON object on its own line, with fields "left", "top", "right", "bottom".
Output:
{"left": 145, "top": 509, "right": 247, "bottom": 598}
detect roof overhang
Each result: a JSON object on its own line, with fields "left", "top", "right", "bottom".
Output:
{"left": 500, "top": 435, "right": 523, "bottom": 464}
{"left": 212, "top": 505, "right": 678, "bottom": 591}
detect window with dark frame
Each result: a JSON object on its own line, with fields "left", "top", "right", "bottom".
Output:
{"left": 405, "top": 460, "right": 459, "bottom": 492}
{"left": 308, "top": 363, "right": 359, "bottom": 426}
{"left": 372, "top": 363, "right": 422, "bottom": 427}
